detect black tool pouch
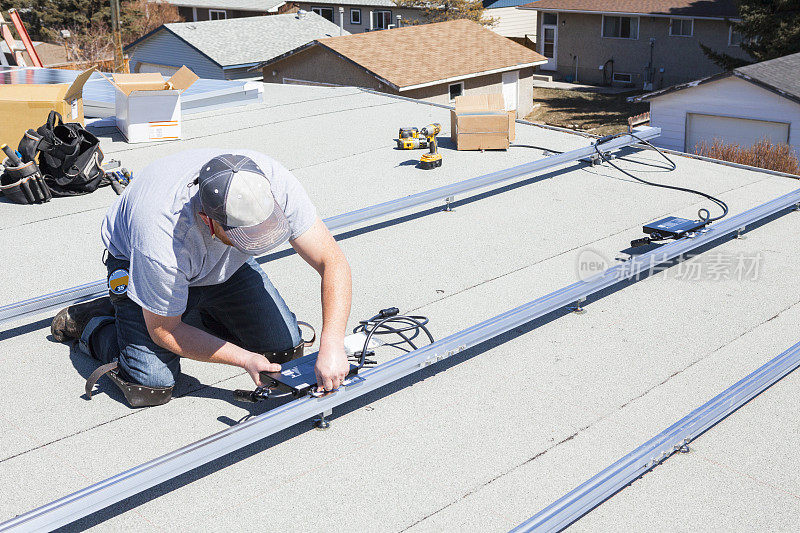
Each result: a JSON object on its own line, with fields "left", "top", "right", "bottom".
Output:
{"left": 21, "top": 111, "right": 105, "bottom": 197}
{"left": 0, "top": 159, "right": 52, "bottom": 204}
{"left": 18, "top": 129, "right": 42, "bottom": 163}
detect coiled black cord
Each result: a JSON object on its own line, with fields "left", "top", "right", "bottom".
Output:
{"left": 352, "top": 308, "right": 434, "bottom": 369}
{"left": 594, "top": 132, "right": 729, "bottom": 223}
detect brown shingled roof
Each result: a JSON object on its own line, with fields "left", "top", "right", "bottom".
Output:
{"left": 317, "top": 19, "right": 546, "bottom": 90}
{"left": 521, "top": 0, "right": 738, "bottom": 19}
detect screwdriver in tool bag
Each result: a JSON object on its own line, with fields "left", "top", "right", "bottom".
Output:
{"left": 1, "top": 143, "right": 22, "bottom": 167}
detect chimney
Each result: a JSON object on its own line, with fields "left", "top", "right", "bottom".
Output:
{"left": 396, "top": 15, "right": 402, "bottom": 28}
{"left": 339, "top": 7, "right": 344, "bottom": 35}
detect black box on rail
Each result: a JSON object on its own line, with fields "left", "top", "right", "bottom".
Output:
{"left": 262, "top": 353, "right": 359, "bottom": 396}
{"left": 643, "top": 216, "right": 707, "bottom": 240}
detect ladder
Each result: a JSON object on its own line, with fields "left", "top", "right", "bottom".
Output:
{"left": 8, "top": 9, "right": 42, "bottom": 67}
{"left": 0, "top": 13, "right": 24, "bottom": 66}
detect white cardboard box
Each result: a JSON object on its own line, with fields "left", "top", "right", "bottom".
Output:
{"left": 104, "top": 66, "right": 198, "bottom": 143}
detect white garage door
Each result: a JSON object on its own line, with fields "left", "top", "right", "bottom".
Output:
{"left": 136, "top": 62, "right": 180, "bottom": 76}
{"left": 685, "top": 113, "right": 789, "bottom": 152}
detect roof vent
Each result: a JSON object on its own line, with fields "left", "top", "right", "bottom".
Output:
{"left": 297, "top": 9, "right": 308, "bottom": 19}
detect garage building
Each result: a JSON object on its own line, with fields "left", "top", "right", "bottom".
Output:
{"left": 635, "top": 52, "right": 800, "bottom": 155}
{"left": 262, "top": 19, "right": 546, "bottom": 117}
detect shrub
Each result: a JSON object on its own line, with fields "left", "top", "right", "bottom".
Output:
{"left": 694, "top": 138, "right": 800, "bottom": 175}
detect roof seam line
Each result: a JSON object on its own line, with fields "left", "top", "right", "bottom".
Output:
{"left": 405, "top": 174, "right": 769, "bottom": 315}
{"left": 0, "top": 370, "right": 251, "bottom": 465}
{"left": 104, "top": 101, "right": 398, "bottom": 156}
{"left": 0, "top": 409, "right": 142, "bottom": 465}
{"left": 617, "top": 298, "right": 800, "bottom": 413}
{"left": 413, "top": 297, "right": 800, "bottom": 529}
{"left": 397, "top": 427, "right": 585, "bottom": 532}
{"left": 0, "top": 206, "right": 110, "bottom": 232}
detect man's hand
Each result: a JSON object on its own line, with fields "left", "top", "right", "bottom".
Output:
{"left": 314, "top": 342, "right": 350, "bottom": 392}
{"left": 243, "top": 352, "right": 282, "bottom": 386}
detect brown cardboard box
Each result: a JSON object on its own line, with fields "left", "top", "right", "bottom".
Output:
{"left": 450, "top": 93, "right": 516, "bottom": 151}
{"left": 108, "top": 66, "right": 198, "bottom": 95}
{"left": 0, "top": 67, "right": 96, "bottom": 147}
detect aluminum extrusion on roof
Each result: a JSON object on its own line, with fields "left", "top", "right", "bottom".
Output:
{"left": 0, "top": 127, "right": 661, "bottom": 327}
{"left": 3, "top": 183, "right": 799, "bottom": 532}
{"left": 513, "top": 336, "right": 800, "bottom": 532}
{"left": 0, "top": 67, "right": 263, "bottom": 117}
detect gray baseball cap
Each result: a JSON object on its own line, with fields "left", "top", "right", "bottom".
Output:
{"left": 197, "top": 154, "right": 291, "bottom": 255}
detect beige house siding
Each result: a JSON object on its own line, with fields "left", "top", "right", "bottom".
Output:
{"left": 264, "top": 48, "right": 535, "bottom": 116}
{"left": 518, "top": 66, "right": 535, "bottom": 116}
{"left": 535, "top": 12, "right": 750, "bottom": 87}
{"left": 403, "top": 67, "right": 535, "bottom": 116}
{"left": 295, "top": 3, "right": 423, "bottom": 33}
{"left": 486, "top": 7, "right": 537, "bottom": 39}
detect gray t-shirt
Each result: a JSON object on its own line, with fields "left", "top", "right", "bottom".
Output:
{"left": 101, "top": 148, "right": 317, "bottom": 316}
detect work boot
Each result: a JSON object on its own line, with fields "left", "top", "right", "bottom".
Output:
{"left": 51, "top": 297, "right": 115, "bottom": 342}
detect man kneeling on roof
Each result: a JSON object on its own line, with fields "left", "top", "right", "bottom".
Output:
{"left": 52, "top": 150, "right": 352, "bottom": 407}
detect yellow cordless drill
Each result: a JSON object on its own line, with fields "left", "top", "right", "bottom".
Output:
{"left": 418, "top": 123, "right": 442, "bottom": 169}
{"left": 396, "top": 123, "right": 442, "bottom": 169}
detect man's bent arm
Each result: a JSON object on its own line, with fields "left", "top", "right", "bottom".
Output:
{"left": 142, "top": 311, "right": 280, "bottom": 385}
{"left": 142, "top": 217, "right": 352, "bottom": 390}
{"left": 291, "top": 218, "right": 352, "bottom": 391}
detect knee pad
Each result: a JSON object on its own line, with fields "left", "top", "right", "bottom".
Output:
{"left": 85, "top": 362, "right": 173, "bottom": 408}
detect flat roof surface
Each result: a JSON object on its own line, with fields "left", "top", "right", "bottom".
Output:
{"left": 1, "top": 83, "right": 799, "bottom": 531}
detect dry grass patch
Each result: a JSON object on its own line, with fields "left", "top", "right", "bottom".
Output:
{"left": 694, "top": 138, "right": 800, "bottom": 175}
{"left": 526, "top": 88, "right": 648, "bottom": 135}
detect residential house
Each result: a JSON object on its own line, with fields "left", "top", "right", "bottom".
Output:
{"left": 125, "top": 12, "right": 345, "bottom": 79}
{"left": 483, "top": 0, "right": 537, "bottom": 43}
{"left": 293, "top": 1, "right": 423, "bottom": 33}
{"left": 519, "top": 0, "right": 751, "bottom": 88}
{"left": 262, "top": 19, "right": 546, "bottom": 116}
{"left": 634, "top": 52, "right": 800, "bottom": 155}
{"left": 165, "top": 0, "right": 292, "bottom": 22}
{"left": 1, "top": 40, "right": 68, "bottom": 67}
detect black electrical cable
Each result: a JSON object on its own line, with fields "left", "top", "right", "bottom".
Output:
{"left": 510, "top": 143, "right": 564, "bottom": 153}
{"left": 352, "top": 309, "right": 434, "bottom": 369}
{"left": 594, "top": 132, "right": 729, "bottom": 223}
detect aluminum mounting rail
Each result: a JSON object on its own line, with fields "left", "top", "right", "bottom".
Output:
{"left": 0, "top": 127, "right": 660, "bottom": 328}
{"left": 512, "top": 338, "right": 800, "bottom": 533}
{"left": 3, "top": 185, "right": 799, "bottom": 532}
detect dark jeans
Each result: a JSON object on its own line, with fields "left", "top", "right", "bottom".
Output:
{"left": 80, "top": 255, "right": 301, "bottom": 388}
